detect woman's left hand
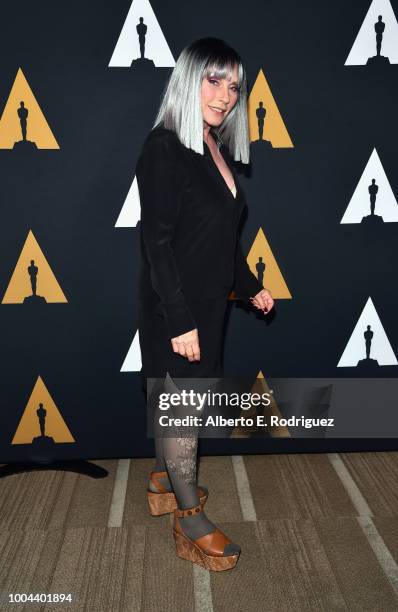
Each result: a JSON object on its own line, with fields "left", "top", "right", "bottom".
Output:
{"left": 249, "top": 288, "right": 274, "bottom": 314}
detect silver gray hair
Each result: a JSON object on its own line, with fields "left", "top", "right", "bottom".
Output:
{"left": 152, "top": 37, "right": 250, "bottom": 164}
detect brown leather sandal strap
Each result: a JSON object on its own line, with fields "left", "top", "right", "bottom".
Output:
{"left": 149, "top": 471, "right": 169, "bottom": 493}
{"left": 175, "top": 504, "right": 203, "bottom": 518}
{"left": 150, "top": 470, "right": 167, "bottom": 477}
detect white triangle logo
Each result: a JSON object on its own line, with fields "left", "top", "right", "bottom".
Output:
{"left": 341, "top": 148, "right": 398, "bottom": 223}
{"left": 121, "top": 329, "right": 142, "bottom": 372}
{"left": 345, "top": 0, "right": 398, "bottom": 65}
{"left": 115, "top": 175, "right": 141, "bottom": 227}
{"left": 109, "top": 0, "right": 175, "bottom": 67}
{"left": 337, "top": 297, "right": 397, "bottom": 367}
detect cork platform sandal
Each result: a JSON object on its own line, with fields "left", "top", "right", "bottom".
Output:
{"left": 172, "top": 503, "right": 240, "bottom": 571}
{"left": 147, "top": 470, "right": 209, "bottom": 516}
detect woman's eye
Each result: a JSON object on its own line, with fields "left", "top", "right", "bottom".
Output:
{"left": 208, "top": 78, "right": 239, "bottom": 93}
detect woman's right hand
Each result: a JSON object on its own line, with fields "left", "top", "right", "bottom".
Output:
{"left": 171, "top": 328, "right": 200, "bottom": 362}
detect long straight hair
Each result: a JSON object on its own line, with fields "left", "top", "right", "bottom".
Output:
{"left": 152, "top": 37, "right": 250, "bottom": 164}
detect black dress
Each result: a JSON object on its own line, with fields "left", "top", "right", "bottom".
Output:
{"left": 136, "top": 125, "right": 263, "bottom": 383}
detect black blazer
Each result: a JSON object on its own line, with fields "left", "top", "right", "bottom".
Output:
{"left": 136, "top": 125, "right": 263, "bottom": 339}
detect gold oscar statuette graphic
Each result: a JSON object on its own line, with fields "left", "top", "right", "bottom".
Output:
{"left": 247, "top": 228, "right": 291, "bottom": 299}
{"left": 0, "top": 67, "right": 59, "bottom": 150}
{"left": 229, "top": 227, "right": 291, "bottom": 300}
{"left": 248, "top": 69, "right": 293, "bottom": 149}
{"left": 230, "top": 371, "right": 290, "bottom": 438}
{"left": 2, "top": 230, "right": 67, "bottom": 304}
{"left": 12, "top": 376, "right": 75, "bottom": 446}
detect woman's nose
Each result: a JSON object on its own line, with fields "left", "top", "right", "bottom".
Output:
{"left": 218, "top": 87, "right": 230, "bottom": 105}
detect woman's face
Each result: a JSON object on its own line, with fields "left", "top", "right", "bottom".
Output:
{"left": 201, "top": 63, "right": 240, "bottom": 129}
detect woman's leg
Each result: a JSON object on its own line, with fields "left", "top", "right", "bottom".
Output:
{"left": 147, "top": 378, "right": 172, "bottom": 492}
{"left": 153, "top": 436, "right": 166, "bottom": 472}
{"left": 160, "top": 375, "right": 240, "bottom": 554}
{"left": 145, "top": 297, "right": 238, "bottom": 551}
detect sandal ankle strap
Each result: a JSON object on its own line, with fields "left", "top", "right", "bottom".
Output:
{"left": 175, "top": 504, "right": 203, "bottom": 518}
{"left": 149, "top": 471, "right": 169, "bottom": 493}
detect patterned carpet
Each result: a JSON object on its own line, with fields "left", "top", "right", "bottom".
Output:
{"left": 1, "top": 452, "right": 398, "bottom": 611}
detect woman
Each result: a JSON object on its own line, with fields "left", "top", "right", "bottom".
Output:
{"left": 136, "top": 37, "right": 274, "bottom": 571}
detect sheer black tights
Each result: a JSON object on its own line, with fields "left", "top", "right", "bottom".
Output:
{"left": 152, "top": 374, "right": 240, "bottom": 554}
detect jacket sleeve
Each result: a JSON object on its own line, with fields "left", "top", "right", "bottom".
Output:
{"left": 233, "top": 238, "right": 264, "bottom": 300}
{"left": 136, "top": 132, "right": 197, "bottom": 339}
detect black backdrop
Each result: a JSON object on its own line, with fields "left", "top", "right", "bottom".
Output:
{"left": 1, "top": 0, "right": 397, "bottom": 463}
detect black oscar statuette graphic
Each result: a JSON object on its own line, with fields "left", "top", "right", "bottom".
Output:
{"left": 255, "top": 256, "right": 266, "bottom": 287}
{"left": 13, "top": 101, "right": 38, "bottom": 150}
{"left": 367, "top": 15, "right": 390, "bottom": 65}
{"left": 23, "top": 259, "right": 47, "bottom": 303}
{"left": 357, "top": 324, "right": 379, "bottom": 368}
{"left": 32, "top": 402, "right": 55, "bottom": 448}
{"left": 253, "top": 101, "right": 272, "bottom": 148}
{"left": 362, "top": 178, "right": 384, "bottom": 224}
{"left": 131, "top": 17, "right": 155, "bottom": 69}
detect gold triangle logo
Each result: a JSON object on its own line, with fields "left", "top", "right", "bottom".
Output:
{"left": 229, "top": 228, "right": 291, "bottom": 300}
{"left": 12, "top": 375, "right": 75, "bottom": 444}
{"left": 230, "top": 370, "right": 290, "bottom": 438}
{"left": 248, "top": 228, "right": 291, "bottom": 299}
{"left": 0, "top": 67, "right": 59, "bottom": 149}
{"left": 2, "top": 230, "right": 67, "bottom": 303}
{"left": 248, "top": 69, "right": 293, "bottom": 148}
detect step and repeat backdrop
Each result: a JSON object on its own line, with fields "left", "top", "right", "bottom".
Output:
{"left": 0, "top": 0, "right": 398, "bottom": 464}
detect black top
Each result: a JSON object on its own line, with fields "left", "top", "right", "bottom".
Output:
{"left": 135, "top": 125, "right": 263, "bottom": 339}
